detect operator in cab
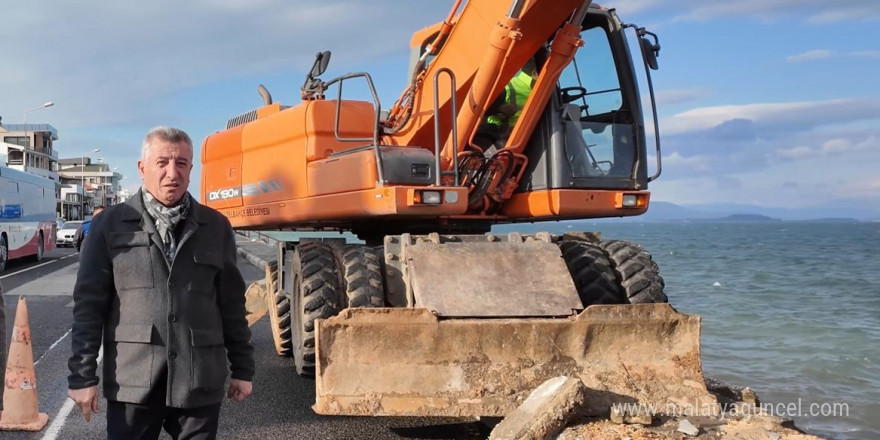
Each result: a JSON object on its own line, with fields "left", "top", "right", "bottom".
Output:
{"left": 473, "top": 59, "right": 538, "bottom": 153}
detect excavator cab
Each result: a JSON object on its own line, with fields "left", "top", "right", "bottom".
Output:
{"left": 513, "top": 7, "right": 660, "bottom": 197}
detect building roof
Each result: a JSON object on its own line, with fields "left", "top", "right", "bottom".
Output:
{"left": 0, "top": 124, "right": 59, "bottom": 140}
{"left": 59, "top": 164, "right": 109, "bottom": 172}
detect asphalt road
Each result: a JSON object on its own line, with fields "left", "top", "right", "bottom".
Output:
{"left": 1, "top": 248, "right": 490, "bottom": 440}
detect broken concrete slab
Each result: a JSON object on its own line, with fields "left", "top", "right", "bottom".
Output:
{"left": 678, "top": 418, "right": 700, "bottom": 436}
{"left": 489, "top": 376, "right": 587, "bottom": 440}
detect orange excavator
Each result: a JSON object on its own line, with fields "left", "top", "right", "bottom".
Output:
{"left": 202, "top": 0, "right": 714, "bottom": 418}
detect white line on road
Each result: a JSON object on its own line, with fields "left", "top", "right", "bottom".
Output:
{"left": 0, "top": 254, "right": 76, "bottom": 280}
{"left": 34, "top": 329, "right": 71, "bottom": 366}
{"left": 41, "top": 345, "right": 103, "bottom": 440}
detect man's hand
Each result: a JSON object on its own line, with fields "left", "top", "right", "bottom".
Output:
{"left": 227, "top": 379, "right": 252, "bottom": 402}
{"left": 68, "top": 386, "right": 100, "bottom": 422}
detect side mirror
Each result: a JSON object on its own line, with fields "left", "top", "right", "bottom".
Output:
{"left": 637, "top": 30, "right": 660, "bottom": 70}
{"left": 302, "top": 50, "right": 332, "bottom": 99}
{"left": 310, "top": 51, "right": 332, "bottom": 77}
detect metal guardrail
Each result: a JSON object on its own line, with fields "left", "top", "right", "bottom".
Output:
{"left": 236, "top": 230, "right": 279, "bottom": 244}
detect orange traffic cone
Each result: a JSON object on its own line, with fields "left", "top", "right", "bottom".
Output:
{"left": 0, "top": 297, "right": 49, "bottom": 431}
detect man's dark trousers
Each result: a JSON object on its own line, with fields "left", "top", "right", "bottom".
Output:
{"left": 106, "top": 371, "right": 221, "bottom": 440}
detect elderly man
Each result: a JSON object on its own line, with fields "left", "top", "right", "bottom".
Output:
{"left": 68, "top": 127, "right": 254, "bottom": 440}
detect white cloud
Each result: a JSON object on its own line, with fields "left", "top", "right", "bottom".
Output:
{"left": 833, "top": 175, "right": 880, "bottom": 198}
{"left": 776, "top": 146, "right": 815, "bottom": 159}
{"left": 0, "top": 1, "right": 452, "bottom": 129}
{"left": 771, "top": 134, "right": 879, "bottom": 161}
{"left": 661, "top": 98, "right": 880, "bottom": 135}
{"left": 784, "top": 49, "right": 880, "bottom": 62}
{"left": 786, "top": 49, "right": 833, "bottom": 62}
{"left": 654, "top": 88, "right": 714, "bottom": 105}
{"left": 820, "top": 136, "right": 879, "bottom": 153}
{"left": 663, "top": 151, "right": 711, "bottom": 172}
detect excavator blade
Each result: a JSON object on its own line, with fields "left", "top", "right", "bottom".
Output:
{"left": 313, "top": 303, "right": 715, "bottom": 417}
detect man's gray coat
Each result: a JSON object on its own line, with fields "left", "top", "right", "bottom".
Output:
{"left": 68, "top": 190, "right": 254, "bottom": 408}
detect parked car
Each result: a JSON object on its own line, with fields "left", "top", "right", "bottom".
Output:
{"left": 56, "top": 221, "right": 83, "bottom": 247}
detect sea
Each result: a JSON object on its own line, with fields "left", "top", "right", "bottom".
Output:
{"left": 505, "top": 220, "right": 880, "bottom": 440}
{"left": 262, "top": 221, "right": 880, "bottom": 440}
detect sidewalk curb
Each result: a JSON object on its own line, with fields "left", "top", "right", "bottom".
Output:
{"left": 236, "top": 244, "right": 276, "bottom": 272}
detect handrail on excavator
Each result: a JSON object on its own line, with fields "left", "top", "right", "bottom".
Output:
{"left": 433, "top": 67, "right": 459, "bottom": 186}
{"left": 326, "top": 72, "right": 387, "bottom": 184}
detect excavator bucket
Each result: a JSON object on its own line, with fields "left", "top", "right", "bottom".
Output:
{"left": 313, "top": 303, "right": 715, "bottom": 417}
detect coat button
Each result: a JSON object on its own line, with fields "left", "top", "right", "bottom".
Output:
{"left": 168, "top": 314, "right": 177, "bottom": 322}
{"left": 169, "top": 351, "right": 177, "bottom": 359}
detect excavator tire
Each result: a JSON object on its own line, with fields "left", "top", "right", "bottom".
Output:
{"left": 559, "top": 240, "right": 625, "bottom": 306}
{"left": 599, "top": 239, "right": 668, "bottom": 304}
{"left": 340, "top": 245, "right": 386, "bottom": 307}
{"left": 290, "top": 242, "right": 343, "bottom": 377}
{"left": 267, "top": 262, "right": 293, "bottom": 357}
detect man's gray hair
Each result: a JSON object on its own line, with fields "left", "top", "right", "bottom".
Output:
{"left": 141, "top": 126, "right": 193, "bottom": 160}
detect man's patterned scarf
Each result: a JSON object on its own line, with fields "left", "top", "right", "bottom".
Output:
{"left": 142, "top": 188, "right": 191, "bottom": 262}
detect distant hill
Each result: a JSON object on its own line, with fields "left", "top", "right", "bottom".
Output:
{"left": 798, "top": 218, "right": 862, "bottom": 223}
{"left": 599, "top": 201, "right": 878, "bottom": 222}
{"left": 697, "top": 214, "right": 781, "bottom": 222}
{"left": 674, "top": 202, "right": 879, "bottom": 221}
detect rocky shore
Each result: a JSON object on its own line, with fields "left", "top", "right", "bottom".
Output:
{"left": 489, "top": 377, "right": 826, "bottom": 440}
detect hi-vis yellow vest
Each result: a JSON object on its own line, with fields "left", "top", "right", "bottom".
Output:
{"left": 486, "top": 71, "right": 534, "bottom": 133}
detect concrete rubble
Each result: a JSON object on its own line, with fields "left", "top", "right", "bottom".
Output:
{"left": 489, "top": 376, "right": 588, "bottom": 440}
{"left": 677, "top": 418, "right": 700, "bottom": 436}
{"left": 481, "top": 376, "right": 828, "bottom": 440}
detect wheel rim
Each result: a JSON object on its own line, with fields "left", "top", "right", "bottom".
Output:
{"left": 291, "top": 267, "right": 305, "bottom": 371}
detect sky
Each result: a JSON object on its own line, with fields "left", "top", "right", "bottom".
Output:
{"left": 1, "top": 0, "right": 878, "bottom": 216}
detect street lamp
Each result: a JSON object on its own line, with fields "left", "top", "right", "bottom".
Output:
{"left": 23, "top": 101, "right": 54, "bottom": 130}
{"left": 22, "top": 102, "right": 54, "bottom": 170}
{"left": 81, "top": 148, "right": 101, "bottom": 220}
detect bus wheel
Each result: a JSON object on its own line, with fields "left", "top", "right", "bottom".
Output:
{"left": 35, "top": 232, "right": 44, "bottom": 262}
{"left": 0, "top": 235, "right": 8, "bottom": 272}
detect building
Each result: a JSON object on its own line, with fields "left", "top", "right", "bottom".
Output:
{"left": 57, "top": 158, "right": 124, "bottom": 220}
{"left": 1, "top": 119, "right": 126, "bottom": 220}
{"left": 0, "top": 123, "right": 60, "bottom": 182}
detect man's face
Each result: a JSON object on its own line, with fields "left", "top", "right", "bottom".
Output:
{"left": 138, "top": 138, "right": 193, "bottom": 206}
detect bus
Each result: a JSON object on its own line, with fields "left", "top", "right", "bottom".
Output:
{"left": 0, "top": 166, "right": 57, "bottom": 271}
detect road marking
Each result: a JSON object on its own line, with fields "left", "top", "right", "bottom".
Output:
{"left": 34, "top": 329, "right": 71, "bottom": 366}
{"left": 0, "top": 254, "right": 76, "bottom": 280}
{"left": 41, "top": 345, "right": 103, "bottom": 440}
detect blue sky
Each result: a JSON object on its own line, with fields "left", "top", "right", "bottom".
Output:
{"left": 1, "top": 0, "right": 878, "bottom": 214}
